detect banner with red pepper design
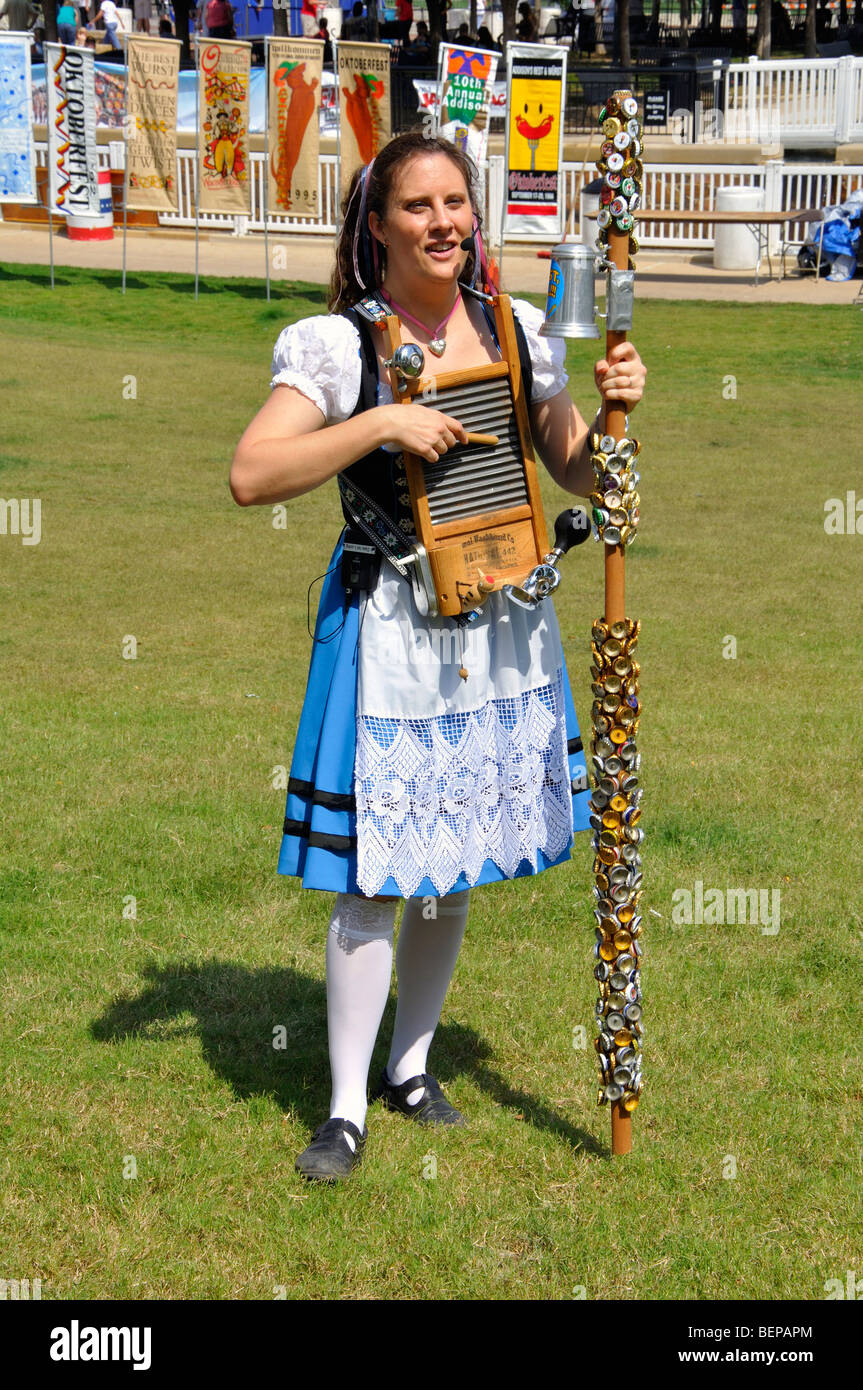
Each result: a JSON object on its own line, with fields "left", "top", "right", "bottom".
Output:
{"left": 336, "top": 41, "right": 391, "bottom": 201}
{"left": 504, "top": 44, "right": 567, "bottom": 238}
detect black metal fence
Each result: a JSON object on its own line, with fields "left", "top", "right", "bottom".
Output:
{"left": 390, "top": 59, "right": 724, "bottom": 142}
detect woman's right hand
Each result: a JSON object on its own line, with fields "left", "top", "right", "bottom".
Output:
{"left": 378, "top": 403, "right": 468, "bottom": 462}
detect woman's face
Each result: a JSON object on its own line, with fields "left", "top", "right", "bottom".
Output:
{"left": 370, "top": 153, "right": 474, "bottom": 292}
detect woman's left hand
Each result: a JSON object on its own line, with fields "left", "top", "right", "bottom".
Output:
{"left": 594, "top": 342, "right": 646, "bottom": 410}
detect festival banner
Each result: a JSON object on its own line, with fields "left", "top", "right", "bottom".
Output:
{"left": 504, "top": 43, "right": 567, "bottom": 237}
{"left": 0, "top": 35, "right": 37, "bottom": 203}
{"left": 197, "top": 39, "right": 252, "bottom": 215}
{"left": 44, "top": 43, "right": 101, "bottom": 217}
{"left": 435, "top": 43, "right": 499, "bottom": 172}
{"left": 267, "top": 38, "right": 322, "bottom": 218}
{"left": 125, "top": 35, "right": 181, "bottom": 213}
{"left": 337, "top": 41, "right": 391, "bottom": 198}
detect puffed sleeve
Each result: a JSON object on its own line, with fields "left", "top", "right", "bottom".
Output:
{"left": 511, "top": 296, "right": 569, "bottom": 404}
{"left": 270, "top": 314, "right": 363, "bottom": 424}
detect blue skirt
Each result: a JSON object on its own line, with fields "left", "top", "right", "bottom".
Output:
{"left": 278, "top": 533, "right": 592, "bottom": 896}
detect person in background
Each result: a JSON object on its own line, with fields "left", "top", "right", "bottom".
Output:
{"left": 94, "top": 0, "right": 122, "bottom": 48}
{"left": 301, "top": 0, "right": 318, "bottom": 37}
{"left": 516, "top": 1, "right": 537, "bottom": 41}
{"left": 476, "top": 23, "right": 499, "bottom": 50}
{"left": 455, "top": 19, "right": 474, "bottom": 42}
{"left": 133, "top": 0, "right": 150, "bottom": 32}
{"left": 318, "top": 13, "right": 333, "bottom": 65}
{"left": 396, "top": 0, "right": 412, "bottom": 41}
{"left": 400, "top": 15, "right": 429, "bottom": 59}
{"left": 342, "top": 1, "right": 369, "bottom": 39}
{"left": 0, "top": 0, "right": 38, "bottom": 31}
{"left": 158, "top": 12, "right": 172, "bottom": 32}
{"left": 204, "top": 0, "right": 234, "bottom": 38}
{"left": 57, "top": 1, "right": 78, "bottom": 42}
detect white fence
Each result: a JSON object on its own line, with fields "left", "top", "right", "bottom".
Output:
{"left": 725, "top": 56, "right": 863, "bottom": 146}
{"left": 31, "top": 142, "right": 863, "bottom": 253}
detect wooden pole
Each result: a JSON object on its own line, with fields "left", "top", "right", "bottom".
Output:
{"left": 591, "top": 88, "right": 644, "bottom": 1157}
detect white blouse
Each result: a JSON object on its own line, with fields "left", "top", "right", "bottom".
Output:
{"left": 269, "top": 297, "right": 568, "bottom": 421}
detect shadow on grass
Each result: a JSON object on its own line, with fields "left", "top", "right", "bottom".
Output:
{"left": 90, "top": 958, "right": 604, "bottom": 1157}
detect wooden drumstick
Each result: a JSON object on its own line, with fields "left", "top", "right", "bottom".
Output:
{"left": 464, "top": 432, "right": 499, "bottom": 446}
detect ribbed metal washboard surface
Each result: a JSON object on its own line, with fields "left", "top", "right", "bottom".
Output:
{"left": 422, "top": 376, "right": 528, "bottom": 524}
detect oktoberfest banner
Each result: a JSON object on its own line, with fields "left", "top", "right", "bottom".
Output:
{"left": 197, "top": 39, "right": 252, "bottom": 215}
{"left": 504, "top": 43, "right": 567, "bottom": 237}
{"left": 44, "top": 44, "right": 100, "bottom": 218}
{"left": 336, "top": 42, "right": 391, "bottom": 198}
{"left": 0, "top": 36, "right": 37, "bottom": 203}
{"left": 125, "top": 35, "right": 181, "bottom": 213}
{"left": 436, "top": 44, "right": 499, "bottom": 172}
{"left": 267, "top": 38, "right": 322, "bottom": 217}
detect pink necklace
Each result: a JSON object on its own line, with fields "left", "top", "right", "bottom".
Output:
{"left": 380, "top": 288, "right": 461, "bottom": 357}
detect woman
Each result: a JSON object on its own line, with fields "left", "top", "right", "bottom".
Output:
{"left": 230, "top": 135, "right": 645, "bottom": 1182}
{"left": 57, "top": 1, "right": 79, "bottom": 43}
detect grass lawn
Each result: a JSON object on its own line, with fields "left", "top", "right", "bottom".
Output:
{"left": 0, "top": 261, "right": 861, "bottom": 1301}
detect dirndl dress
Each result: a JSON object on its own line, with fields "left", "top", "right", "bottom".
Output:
{"left": 272, "top": 304, "right": 592, "bottom": 899}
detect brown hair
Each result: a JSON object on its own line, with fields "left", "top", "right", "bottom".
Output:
{"left": 328, "top": 134, "right": 490, "bottom": 313}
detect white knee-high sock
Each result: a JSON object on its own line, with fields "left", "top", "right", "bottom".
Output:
{"left": 386, "top": 890, "right": 470, "bottom": 1103}
{"left": 326, "top": 893, "right": 397, "bottom": 1149}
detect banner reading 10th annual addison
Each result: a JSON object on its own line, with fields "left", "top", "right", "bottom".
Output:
{"left": 504, "top": 43, "right": 567, "bottom": 238}
{"left": 197, "top": 39, "right": 252, "bottom": 214}
{"left": 267, "top": 38, "right": 322, "bottom": 217}
{"left": 436, "top": 43, "right": 498, "bottom": 173}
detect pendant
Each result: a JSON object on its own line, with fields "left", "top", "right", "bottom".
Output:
{"left": 428, "top": 338, "right": 446, "bottom": 357}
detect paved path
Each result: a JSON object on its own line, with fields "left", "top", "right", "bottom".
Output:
{"left": 1, "top": 221, "right": 861, "bottom": 304}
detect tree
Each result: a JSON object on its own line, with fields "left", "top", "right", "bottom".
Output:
{"left": 173, "top": 0, "right": 193, "bottom": 64}
{"left": 709, "top": 0, "right": 723, "bottom": 37}
{"left": 756, "top": 0, "right": 771, "bottom": 56}
{"left": 679, "top": 0, "right": 691, "bottom": 49}
{"left": 619, "top": 0, "right": 631, "bottom": 65}
{"left": 501, "top": 0, "right": 518, "bottom": 45}
{"left": 805, "top": 0, "right": 816, "bottom": 56}
{"left": 44, "top": 0, "right": 58, "bottom": 42}
{"left": 427, "top": 0, "right": 445, "bottom": 47}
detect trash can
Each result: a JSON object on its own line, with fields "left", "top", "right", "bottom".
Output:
{"left": 579, "top": 176, "right": 604, "bottom": 248}
{"left": 65, "top": 169, "right": 113, "bottom": 241}
{"left": 713, "top": 184, "right": 765, "bottom": 270}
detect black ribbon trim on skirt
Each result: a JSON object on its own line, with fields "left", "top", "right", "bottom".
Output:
{"left": 567, "top": 737, "right": 584, "bottom": 755}
{"left": 283, "top": 817, "right": 357, "bottom": 851}
{"left": 287, "top": 777, "right": 356, "bottom": 812}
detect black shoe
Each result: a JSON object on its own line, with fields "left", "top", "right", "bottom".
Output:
{"left": 294, "top": 1117, "right": 367, "bottom": 1181}
{"left": 371, "top": 1068, "right": 467, "bottom": 1126}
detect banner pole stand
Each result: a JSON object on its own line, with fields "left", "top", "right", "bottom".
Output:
{"left": 263, "top": 35, "right": 270, "bottom": 302}
{"left": 194, "top": 35, "right": 200, "bottom": 302}
{"left": 122, "top": 31, "right": 129, "bottom": 295}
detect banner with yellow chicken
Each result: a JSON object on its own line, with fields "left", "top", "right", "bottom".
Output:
{"left": 504, "top": 44, "right": 567, "bottom": 238}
